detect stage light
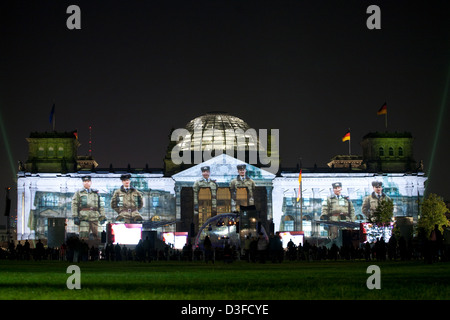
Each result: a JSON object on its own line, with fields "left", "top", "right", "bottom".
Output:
{"left": 110, "top": 223, "right": 142, "bottom": 245}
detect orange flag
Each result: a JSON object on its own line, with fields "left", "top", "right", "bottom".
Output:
{"left": 342, "top": 129, "right": 350, "bottom": 142}
{"left": 296, "top": 169, "right": 302, "bottom": 202}
{"left": 377, "top": 102, "right": 387, "bottom": 115}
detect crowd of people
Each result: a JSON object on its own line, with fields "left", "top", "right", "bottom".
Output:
{"left": 278, "top": 225, "right": 450, "bottom": 263}
{"left": 0, "top": 235, "right": 177, "bottom": 262}
{"left": 1, "top": 225, "right": 450, "bottom": 263}
{"left": 208, "top": 229, "right": 450, "bottom": 264}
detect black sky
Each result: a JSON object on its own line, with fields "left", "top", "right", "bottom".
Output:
{"left": 1, "top": 0, "right": 450, "bottom": 220}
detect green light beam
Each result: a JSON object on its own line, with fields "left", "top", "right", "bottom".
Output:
{"left": 426, "top": 64, "right": 450, "bottom": 196}
{"left": 0, "top": 107, "right": 17, "bottom": 182}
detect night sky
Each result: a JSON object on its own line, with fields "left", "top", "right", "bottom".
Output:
{"left": 1, "top": 0, "right": 450, "bottom": 222}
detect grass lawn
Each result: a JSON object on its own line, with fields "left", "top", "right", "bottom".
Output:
{"left": 1, "top": 259, "right": 450, "bottom": 300}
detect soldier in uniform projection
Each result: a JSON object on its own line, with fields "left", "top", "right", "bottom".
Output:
{"left": 193, "top": 166, "right": 218, "bottom": 215}
{"left": 72, "top": 176, "right": 106, "bottom": 240}
{"left": 320, "top": 182, "right": 355, "bottom": 239}
{"left": 362, "top": 181, "right": 391, "bottom": 222}
{"left": 110, "top": 174, "right": 144, "bottom": 223}
{"left": 230, "top": 164, "right": 256, "bottom": 212}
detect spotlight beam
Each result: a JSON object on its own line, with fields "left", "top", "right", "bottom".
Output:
{"left": 426, "top": 64, "right": 450, "bottom": 196}
{"left": 0, "top": 107, "right": 17, "bottom": 182}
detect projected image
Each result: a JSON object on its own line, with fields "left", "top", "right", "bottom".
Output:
{"left": 362, "top": 181, "right": 392, "bottom": 222}
{"left": 17, "top": 154, "right": 425, "bottom": 244}
{"left": 230, "top": 164, "right": 256, "bottom": 211}
{"left": 320, "top": 182, "right": 355, "bottom": 222}
{"left": 110, "top": 223, "right": 142, "bottom": 245}
{"left": 279, "top": 177, "right": 424, "bottom": 242}
{"left": 19, "top": 174, "right": 176, "bottom": 241}
{"left": 360, "top": 222, "right": 393, "bottom": 243}
{"left": 111, "top": 174, "right": 144, "bottom": 223}
{"left": 71, "top": 175, "right": 106, "bottom": 240}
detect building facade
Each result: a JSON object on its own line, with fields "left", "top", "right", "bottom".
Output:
{"left": 15, "top": 113, "right": 427, "bottom": 245}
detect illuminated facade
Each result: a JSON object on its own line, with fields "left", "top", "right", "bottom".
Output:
{"left": 15, "top": 113, "right": 427, "bottom": 245}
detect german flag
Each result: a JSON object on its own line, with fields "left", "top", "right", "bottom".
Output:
{"left": 377, "top": 102, "right": 387, "bottom": 115}
{"left": 342, "top": 129, "right": 350, "bottom": 142}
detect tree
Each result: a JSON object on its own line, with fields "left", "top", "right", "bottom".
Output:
{"left": 418, "top": 193, "right": 449, "bottom": 239}
{"left": 372, "top": 198, "right": 394, "bottom": 226}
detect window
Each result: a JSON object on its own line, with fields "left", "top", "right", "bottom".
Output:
{"left": 285, "top": 197, "right": 293, "bottom": 206}
{"left": 236, "top": 188, "right": 248, "bottom": 201}
{"left": 48, "top": 146, "right": 55, "bottom": 158}
{"left": 39, "top": 193, "right": 59, "bottom": 207}
{"left": 389, "top": 147, "right": 394, "bottom": 156}
{"left": 152, "top": 196, "right": 160, "bottom": 207}
{"left": 198, "top": 188, "right": 212, "bottom": 226}
{"left": 379, "top": 147, "right": 384, "bottom": 156}
{"left": 398, "top": 147, "right": 403, "bottom": 157}
{"left": 198, "top": 188, "right": 212, "bottom": 201}
{"left": 216, "top": 188, "right": 231, "bottom": 213}
{"left": 283, "top": 215, "right": 294, "bottom": 231}
{"left": 235, "top": 187, "right": 248, "bottom": 211}
{"left": 57, "top": 147, "right": 64, "bottom": 158}
{"left": 38, "top": 147, "right": 45, "bottom": 158}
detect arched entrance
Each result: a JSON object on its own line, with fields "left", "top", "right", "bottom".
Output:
{"left": 194, "top": 212, "right": 269, "bottom": 249}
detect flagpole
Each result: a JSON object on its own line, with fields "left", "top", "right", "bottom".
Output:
{"left": 385, "top": 100, "right": 388, "bottom": 129}
{"left": 300, "top": 177, "right": 303, "bottom": 232}
{"left": 53, "top": 102, "right": 55, "bottom": 131}
{"left": 378, "top": 102, "right": 388, "bottom": 130}
{"left": 385, "top": 112, "right": 388, "bottom": 130}
{"left": 348, "top": 128, "right": 351, "bottom": 155}
{"left": 297, "top": 165, "right": 303, "bottom": 232}
{"left": 50, "top": 103, "right": 56, "bottom": 131}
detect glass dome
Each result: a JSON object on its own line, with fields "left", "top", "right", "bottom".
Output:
{"left": 178, "top": 112, "right": 259, "bottom": 152}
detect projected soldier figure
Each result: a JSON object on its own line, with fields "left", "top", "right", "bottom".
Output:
{"left": 362, "top": 181, "right": 391, "bottom": 222}
{"left": 230, "top": 164, "right": 256, "bottom": 212}
{"left": 72, "top": 176, "right": 106, "bottom": 240}
{"left": 193, "top": 166, "right": 218, "bottom": 225}
{"left": 321, "top": 182, "right": 355, "bottom": 239}
{"left": 111, "top": 174, "right": 144, "bottom": 223}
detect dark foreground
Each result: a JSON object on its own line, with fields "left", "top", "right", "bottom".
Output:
{"left": 1, "top": 259, "right": 449, "bottom": 300}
